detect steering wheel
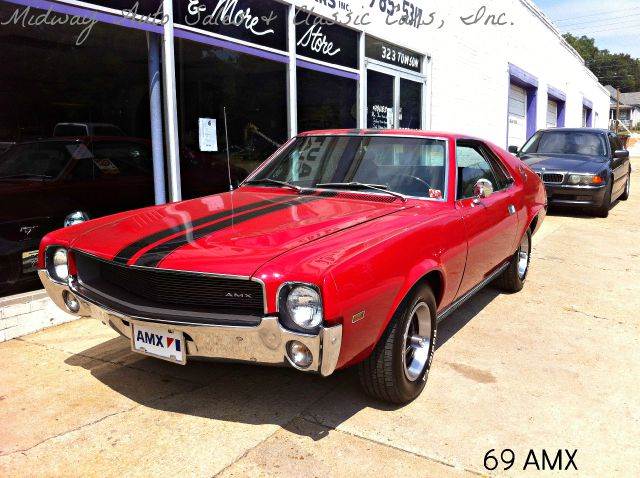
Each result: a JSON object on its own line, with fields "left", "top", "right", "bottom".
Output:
{"left": 395, "top": 174, "right": 431, "bottom": 196}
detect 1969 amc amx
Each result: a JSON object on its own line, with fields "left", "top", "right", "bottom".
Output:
{"left": 39, "top": 130, "right": 546, "bottom": 404}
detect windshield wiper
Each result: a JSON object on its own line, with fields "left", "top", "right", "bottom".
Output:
{"left": 315, "top": 182, "right": 407, "bottom": 202}
{"left": 243, "top": 178, "right": 301, "bottom": 192}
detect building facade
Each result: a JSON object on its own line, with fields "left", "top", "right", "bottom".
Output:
{"left": 0, "top": 0, "right": 610, "bottom": 209}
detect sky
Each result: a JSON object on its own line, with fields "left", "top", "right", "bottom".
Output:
{"left": 535, "top": 0, "right": 640, "bottom": 58}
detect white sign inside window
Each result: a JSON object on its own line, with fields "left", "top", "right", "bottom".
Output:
{"left": 198, "top": 118, "right": 218, "bottom": 152}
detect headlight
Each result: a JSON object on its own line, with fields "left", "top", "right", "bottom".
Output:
{"left": 568, "top": 174, "right": 602, "bottom": 186}
{"left": 51, "top": 248, "right": 69, "bottom": 281}
{"left": 281, "top": 284, "right": 323, "bottom": 330}
{"left": 568, "top": 174, "right": 582, "bottom": 185}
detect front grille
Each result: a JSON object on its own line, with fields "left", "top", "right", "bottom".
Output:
{"left": 542, "top": 173, "right": 564, "bottom": 184}
{"left": 74, "top": 251, "right": 264, "bottom": 325}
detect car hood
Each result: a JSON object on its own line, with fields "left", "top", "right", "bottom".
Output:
{"left": 68, "top": 188, "right": 411, "bottom": 277}
{"left": 521, "top": 154, "right": 607, "bottom": 174}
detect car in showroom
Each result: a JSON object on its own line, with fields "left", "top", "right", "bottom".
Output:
{"left": 38, "top": 130, "right": 546, "bottom": 404}
{"left": 509, "top": 128, "right": 631, "bottom": 217}
{"left": 0, "top": 137, "right": 247, "bottom": 294}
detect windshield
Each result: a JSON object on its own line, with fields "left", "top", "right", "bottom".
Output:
{"left": 0, "top": 142, "right": 74, "bottom": 179}
{"left": 521, "top": 131, "right": 607, "bottom": 157}
{"left": 249, "top": 135, "right": 448, "bottom": 198}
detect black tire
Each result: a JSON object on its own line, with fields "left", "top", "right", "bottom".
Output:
{"left": 495, "top": 229, "right": 531, "bottom": 293}
{"left": 594, "top": 181, "right": 612, "bottom": 218}
{"left": 620, "top": 170, "right": 631, "bottom": 201}
{"left": 358, "top": 284, "right": 437, "bottom": 404}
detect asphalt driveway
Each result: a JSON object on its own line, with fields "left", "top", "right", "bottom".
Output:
{"left": 1, "top": 169, "right": 639, "bottom": 477}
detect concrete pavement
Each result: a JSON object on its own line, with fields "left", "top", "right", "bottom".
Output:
{"left": 1, "top": 169, "right": 639, "bottom": 477}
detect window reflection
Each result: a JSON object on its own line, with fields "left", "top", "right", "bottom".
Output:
{"left": 175, "top": 39, "right": 288, "bottom": 200}
{"left": 0, "top": 0, "right": 153, "bottom": 292}
{"left": 297, "top": 69, "right": 357, "bottom": 132}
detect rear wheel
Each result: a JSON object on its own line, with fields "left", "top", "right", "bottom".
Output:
{"left": 620, "top": 170, "right": 631, "bottom": 201}
{"left": 594, "top": 182, "right": 612, "bottom": 218}
{"left": 358, "top": 284, "right": 437, "bottom": 404}
{"left": 495, "top": 229, "right": 531, "bottom": 293}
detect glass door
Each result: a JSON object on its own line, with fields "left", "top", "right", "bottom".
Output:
{"left": 366, "top": 63, "right": 425, "bottom": 130}
{"left": 367, "top": 70, "right": 395, "bottom": 129}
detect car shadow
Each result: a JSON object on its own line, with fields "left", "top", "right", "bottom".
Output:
{"left": 546, "top": 198, "right": 622, "bottom": 218}
{"left": 63, "top": 286, "right": 502, "bottom": 440}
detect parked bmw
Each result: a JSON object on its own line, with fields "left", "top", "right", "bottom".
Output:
{"left": 510, "top": 128, "right": 631, "bottom": 217}
{"left": 38, "top": 130, "right": 546, "bottom": 404}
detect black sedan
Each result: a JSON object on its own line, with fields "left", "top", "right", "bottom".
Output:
{"left": 510, "top": 128, "right": 631, "bottom": 217}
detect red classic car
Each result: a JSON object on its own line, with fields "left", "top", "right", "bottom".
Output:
{"left": 38, "top": 130, "right": 546, "bottom": 404}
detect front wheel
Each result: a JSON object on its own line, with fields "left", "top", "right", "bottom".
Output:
{"left": 495, "top": 228, "right": 531, "bottom": 293}
{"left": 594, "top": 182, "right": 612, "bottom": 218}
{"left": 358, "top": 284, "right": 437, "bottom": 404}
{"left": 620, "top": 171, "right": 631, "bottom": 201}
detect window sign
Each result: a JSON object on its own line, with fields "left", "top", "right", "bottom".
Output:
{"left": 295, "top": 10, "right": 359, "bottom": 69}
{"left": 198, "top": 118, "right": 218, "bottom": 152}
{"left": 365, "top": 37, "right": 422, "bottom": 73}
{"left": 174, "top": 0, "right": 288, "bottom": 51}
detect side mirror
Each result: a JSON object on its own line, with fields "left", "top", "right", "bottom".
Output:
{"left": 508, "top": 145, "right": 519, "bottom": 154}
{"left": 473, "top": 178, "right": 494, "bottom": 204}
{"left": 614, "top": 150, "right": 629, "bottom": 159}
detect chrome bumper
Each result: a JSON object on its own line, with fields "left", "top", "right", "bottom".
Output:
{"left": 38, "top": 270, "right": 342, "bottom": 376}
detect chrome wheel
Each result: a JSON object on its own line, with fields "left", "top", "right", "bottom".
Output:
{"left": 402, "top": 302, "right": 432, "bottom": 382}
{"left": 517, "top": 233, "right": 530, "bottom": 280}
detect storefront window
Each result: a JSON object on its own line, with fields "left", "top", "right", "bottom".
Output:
{"left": 0, "top": 0, "right": 154, "bottom": 290}
{"left": 367, "top": 70, "right": 394, "bottom": 128}
{"left": 399, "top": 79, "right": 422, "bottom": 129}
{"left": 297, "top": 69, "right": 357, "bottom": 132}
{"left": 175, "top": 39, "right": 287, "bottom": 200}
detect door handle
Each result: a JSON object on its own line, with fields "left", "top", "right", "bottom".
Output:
{"left": 508, "top": 204, "right": 516, "bottom": 215}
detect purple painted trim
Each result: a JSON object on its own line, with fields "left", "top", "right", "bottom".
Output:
{"left": 297, "top": 59, "right": 359, "bottom": 80}
{"left": 174, "top": 28, "right": 288, "bottom": 64}
{"left": 557, "top": 102, "right": 566, "bottom": 127}
{"left": 508, "top": 63, "right": 538, "bottom": 88}
{"left": 2, "top": 0, "right": 164, "bottom": 34}
{"left": 526, "top": 90, "right": 538, "bottom": 139}
{"left": 583, "top": 97, "right": 593, "bottom": 109}
{"left": 548, "top": 86, "right": 566, "bottom": 102}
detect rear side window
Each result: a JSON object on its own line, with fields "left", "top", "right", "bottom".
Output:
{"left": 456, "top": 141, "right": 511, "bottom": 199}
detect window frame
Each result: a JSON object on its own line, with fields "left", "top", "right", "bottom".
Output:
{"left": 455, "top": 139, "right": 514, "bottom": 201}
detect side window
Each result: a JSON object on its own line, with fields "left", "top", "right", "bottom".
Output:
{"left": 456, "top": 143, "right": 499, "bottom": 199}
{"left": 609, "top": 134, "right": 622, "bottom": 154}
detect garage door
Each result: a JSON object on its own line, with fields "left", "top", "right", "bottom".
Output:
{"left": 547, "top": 100, "right": 558, "bottom": 128}
{"left": 508, "top": 84, "right": 527, "bottom": 150}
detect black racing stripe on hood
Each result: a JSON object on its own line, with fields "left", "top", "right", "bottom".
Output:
{"left": 133, "top": 194, "right": 335, "bottom": 268}
{"left": 113, "top": 197, "right": 291, "bottom": 265}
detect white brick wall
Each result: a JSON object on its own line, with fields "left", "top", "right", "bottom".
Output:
{"left": 0, "top": 291, "right": 77, "bottom": 342}
{"left": 294, "top": 0, "right": 610, "bottom": 147}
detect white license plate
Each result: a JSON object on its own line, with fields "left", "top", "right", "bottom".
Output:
{"left": 131, "top": 323, "right": 186, "bottom": 365}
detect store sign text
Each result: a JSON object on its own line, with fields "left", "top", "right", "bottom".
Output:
{"left": 297, "top": 23, "right": 340, "bottom": 57}
{"left": 184, "top": 0, "right": 276, "bottom": 36}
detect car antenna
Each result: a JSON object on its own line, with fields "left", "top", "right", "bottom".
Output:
{"left": 223, "top": 106, "right": 233, "bottom": 192}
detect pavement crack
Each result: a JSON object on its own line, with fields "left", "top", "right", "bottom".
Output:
{"left": 299, "top": 415, "right": 486, "bottom": 477}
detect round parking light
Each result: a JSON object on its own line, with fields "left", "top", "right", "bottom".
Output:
{"left": 286, "top": 341, "right": 313, "bottom": 369}
{"left": 62, "top": 290, "right": 80, "bottom": 313}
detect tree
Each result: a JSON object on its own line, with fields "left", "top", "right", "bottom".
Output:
{"left": 563, "top": 33, "right": 640, "bottom": 92}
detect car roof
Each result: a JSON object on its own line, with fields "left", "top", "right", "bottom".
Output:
{"left": 535, "top": 128, "right": 612, "bottom": 134}
{"left": 297, "top": 129, "right": 470, "bottom": 141}
{"left": 9, "top": 136, "right": 149, "bottom": 146}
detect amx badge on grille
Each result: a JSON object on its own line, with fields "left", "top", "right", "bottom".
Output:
{"left": 225, "top": 292, "right": 253, "bottom": 299}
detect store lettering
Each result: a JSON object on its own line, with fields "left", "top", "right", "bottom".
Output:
{"left": 297, "top": 23, "right": 340, "bottom": 57}
{"left": 186, "top": 0, "right": 276, "bottom": 36}
{"left": 0, "top": 6, "right": 98, "bottom": 46}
